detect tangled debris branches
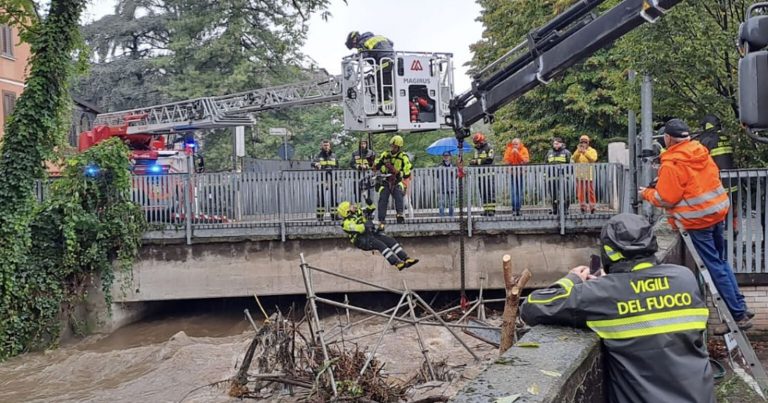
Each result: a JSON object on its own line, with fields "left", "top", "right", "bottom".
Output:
{"left": 408, "top": 360, "right": 459, "bottom": 385}
{"left": 314, "top": 346, "right": 405, "bottom": 402}
{"left": 229, "top": 315, "right": 404, "bottom": 402}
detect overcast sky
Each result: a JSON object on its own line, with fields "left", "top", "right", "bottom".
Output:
{"left": 83, "top": 0, "right": 484, "bottom": 92}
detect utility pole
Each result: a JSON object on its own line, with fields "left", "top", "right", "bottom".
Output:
{"left": 640, "top": 74, "right": 653, "bottom": 219}
{"left": 627, "top": 70, "right": 638, "bottom": 214}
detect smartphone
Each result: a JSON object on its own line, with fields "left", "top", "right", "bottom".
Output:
{"left": 589, "top": 254, "right": 602, "bottom": 276}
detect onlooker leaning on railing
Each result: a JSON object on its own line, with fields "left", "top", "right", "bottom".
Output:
{"left": 503, "top": 138, "right": 530, "bottom": 216}
{"left": 349, "top": 138, "right": 376, "bottom": 203}
{"left": 572, "top": 134, "right": 599, "bottom": 214}
{"left": 545, "top": 137, "right": 572, "bottom": 215}
{"left": 311, "top": 139, "right": 339, "bottom": 221}
{"left": 469, "top": 132, "right": 496, "bottom": 216}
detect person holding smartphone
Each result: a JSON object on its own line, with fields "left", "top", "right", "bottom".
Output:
{"left": 521, "top": 213, "right": 714, "bottom": 403}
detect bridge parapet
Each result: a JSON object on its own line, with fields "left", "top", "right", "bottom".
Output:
{"left": 116, "top": 162, "right": 629, "bottom": 243}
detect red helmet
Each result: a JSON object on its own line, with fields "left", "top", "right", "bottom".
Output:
{"left": 472, "top": 132, "right": 485, "bottom": 144}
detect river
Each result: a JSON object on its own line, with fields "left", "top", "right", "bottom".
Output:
{"left": 0, "top": 301, "right": 496, "bottom": 402}
{"left": 0, "top": 310, "right": 253, "bottom": 403}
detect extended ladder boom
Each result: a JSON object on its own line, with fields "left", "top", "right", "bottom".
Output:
{"left": 450, "top": 0, "right": 682, "bottom": 134}
{"left": 94, "top": 75, "right": 343, "bottom": 134}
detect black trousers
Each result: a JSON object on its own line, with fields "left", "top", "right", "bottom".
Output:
{"left": 548, "top": 176, "right": 570, "bottom": 214}
{"left": 478, "top": 175, "right": 496, "bottom": 214}
{"left": 355, "top": 233, "right": 407, "bottom": 265}
{"left": 316, "top": 177, "right": 337, "bottom": 219}
{"left": 354, "top": 171, "right": 373, "bottom": 202}
{"left": 377, "top": 183, "right": 404, "bottom": 222}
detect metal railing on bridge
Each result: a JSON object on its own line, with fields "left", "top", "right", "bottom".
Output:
{"left": 32, "top": 164, "right": 767, "bottom": 271}
{"left": 723, "top": 169, "right": 768, "bottom": 274}
{"left": 125, "top": 162, "right": 627, "bottom": 242}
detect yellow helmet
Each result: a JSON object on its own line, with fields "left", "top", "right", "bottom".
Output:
{"left": 390, "top": 135, "right": 404, "bottom": 147}
{"left": 337, "top": 201, "right": 352, "bottom": 218}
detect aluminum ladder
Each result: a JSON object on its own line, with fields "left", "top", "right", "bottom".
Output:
{"left": 678, "top": 224, "right": 768, "bottom": 396}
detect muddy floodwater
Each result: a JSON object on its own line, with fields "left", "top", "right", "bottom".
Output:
{"left": 0, "top": 306, "right": 496, "bottom": 402}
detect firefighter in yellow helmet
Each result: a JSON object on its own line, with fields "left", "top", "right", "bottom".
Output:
{"left": 468, "top": 132, "right": 496, "bottom": 216}
{"left": 337, "top": 200, "right": 418, "bottom": 270}
{"left": 373, "top": 135, "right": 412, "bottom": 224}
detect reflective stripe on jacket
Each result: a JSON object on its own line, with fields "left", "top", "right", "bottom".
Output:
{"left": 546, "top": 148, "right": 571, "bottom": 164}
{"left": 520, "top": 261, "right": 714, "bottom": 403}
{"left": 350, "top": 149, "right": 376, "bottom": 169}
{"left": 375, "top": 151, "right": 412, "bottom": 179}
{"left": 312, "top": 150, "right": 338, "bottom": 170}
{"left": 470, "top": 142, "right": 494, "bottom": 166}
{"left": 356, "top": 32, "right": 394, "bottom": 66}
{"left": 641, "top": 140, "right": 729, "bottom": 230}
{"left": 340, "top": 203, "right": 376, "bottom": 243}
{"left": 697, "top": 129, "right": 735, "bottom": 170}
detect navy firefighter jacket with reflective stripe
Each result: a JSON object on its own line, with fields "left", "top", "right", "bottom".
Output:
{"left": 520, "top": 262, "right": 714, "bottom": 403}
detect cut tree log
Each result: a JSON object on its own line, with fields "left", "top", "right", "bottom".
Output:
{"left": 499, "top": 254, "right": 532, "bottom": 354}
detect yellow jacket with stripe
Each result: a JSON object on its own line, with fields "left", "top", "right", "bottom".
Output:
{"left": 340, "top": 203, "right": 376, "bottom": 243}
{"left": 375, "top": 151, "right": 412, "bottom": 180}
{"left": 520, "top": 258, "right": 714, "bottom": 403}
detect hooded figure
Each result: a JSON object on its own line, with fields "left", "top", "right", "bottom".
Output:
{"left": 521, "top": 213, "right": 714, "bottom": 403}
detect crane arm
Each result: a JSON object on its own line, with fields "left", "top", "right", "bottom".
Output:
{"left": 450, "top": 0, "right": 682, "bottom": 136}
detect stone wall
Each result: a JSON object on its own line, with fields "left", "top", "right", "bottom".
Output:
{"left": 114, "top": 233, "right": 599, "bottom": 302}
{"left": 453, "top": 327, "right": 603, "bottom": 402}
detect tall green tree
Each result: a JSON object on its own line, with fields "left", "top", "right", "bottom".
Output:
{"left": 470, "top": 0, "right": 768, "bottom": 166}
{"left": 75, "top": 0, "right": 338, "bottom": 170}
{"left": 0, "top": 0, "right": 88, "bottom": 358}
{"left": 73, "top": 0, "right": 171, "bottom": 110}
{"left": 470, "top": 0, "right": 628, "bottom": 161}
{"left": 611, "top": 0, "right": 768, "bottom": 167}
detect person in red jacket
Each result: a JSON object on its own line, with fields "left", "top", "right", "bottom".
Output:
{"left": 503, "top": 138, "right": 529, "bottom": 215}
{"left": 640, "top": 118, "right": 753, "bottom": 333}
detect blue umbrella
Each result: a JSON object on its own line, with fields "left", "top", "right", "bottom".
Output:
{"left": 426, "top": 137, "right": 474, "bottom": 156}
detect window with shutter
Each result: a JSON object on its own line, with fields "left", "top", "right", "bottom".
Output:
{"left": 3, "top": 91, "right": 17, "bottom": 119}
{"left": 0, "top": 25, "right": 13, "bottom": 58}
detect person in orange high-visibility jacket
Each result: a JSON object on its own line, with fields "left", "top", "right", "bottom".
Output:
{"left": 503, "top": 138, "right": 529, "bottom": 215}
{"left": 640, "top": 118, "right": 753, "bottom": 333}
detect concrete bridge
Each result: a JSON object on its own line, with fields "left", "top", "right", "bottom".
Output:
{"left": 118, "top": 228, "right": 604, "bottom": 303}
{"left": 112, "top": 163, "right": 625, "bottom": 302}
{"left": 87, "top": 167, "right": 768, "bottom": 334}
{"left": 108, "top": 165, "right": 768, "bottom": 303}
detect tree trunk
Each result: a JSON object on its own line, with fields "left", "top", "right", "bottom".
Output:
{"left": 499, "top": 254, "right": 532, "bottom": 354}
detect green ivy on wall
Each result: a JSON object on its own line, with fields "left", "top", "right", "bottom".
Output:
{"left": 0, "top": 0, "right": 144, "bottom": 359}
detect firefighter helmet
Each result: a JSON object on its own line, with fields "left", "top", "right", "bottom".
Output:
{"left": 700, "top": 114, "right": 721, "bottom": 131}
{"left": 390, "top": 135, "right": 404, "bottom": 147}
{"left": 472, "top": 132, "right": 485, "bottom": 144}
{"left": 599, "top": 213, "right": 658, "bottom": 272}
{"left": 337, "top": 201, "right": 352, "bottom": 218}
{"left": 345, "top": 31, "right": 360, "bottom": 49}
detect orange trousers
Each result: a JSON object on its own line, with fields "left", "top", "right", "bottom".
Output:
{"left": 576, "top": 179, "right": 596, "bottom": 209}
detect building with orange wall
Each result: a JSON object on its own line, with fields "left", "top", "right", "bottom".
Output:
{"left": 0, "top": 22, "right": 31, "bottom": 139}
